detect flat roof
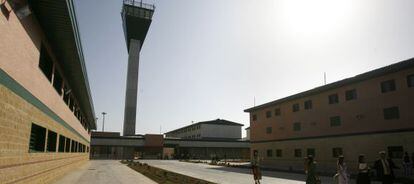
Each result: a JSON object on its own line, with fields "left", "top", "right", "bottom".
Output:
{"left": 244, "top": 57, "right": 414, "bottom": 112}
{"left": 29, "top": 0, "right": 96, "bottom": 129}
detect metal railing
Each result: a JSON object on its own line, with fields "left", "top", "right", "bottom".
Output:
{"left": 123, "top": 0, "right": 155, "bottom": 10}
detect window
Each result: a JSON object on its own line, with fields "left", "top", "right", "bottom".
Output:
{"left": 46, "top": 130, "right": 57, "bottom": 152}
{"left": 252, "top": 114, "right": 257, "bottom": 121}
{"left": 345, "top": 89, "right": 357, "bottom": 101}
{"left": 388, "top": 146, "right": 403, "bottom": 159}
{"left": 65, "top": 138, "right": 71, "bottom": 152}
{"left": 294, "top": 149, "right": 302, "bottom": 158}
{"left": 407, "top": 74, "right": 414, "bottom": 87}
{"left": 276, "top": 149, "right": 283, "bottom": 157}
{"left": 39, "top": 45, "right": 53, "bottom": 82}
{"left": 329, "top": 94, "right": 339, "bottom": 104}
{"left": 332, "top": 147, "right": 343, "bottom": 158}
{"left": 267, "top": 149, "right": 273, "bottom": 157}
{"left": 53, "top": 72, "right": 63, "bottom": 95}
{"left": 381, "top": 80, "right": 396, "bottom": 93}
{"left": 330, "top": 116, "right": 341, "bottom": 127}
{"left": 304, "top": 100, "right": 312, "bottom": 110}
{"left": 383, "top": 106, "right": 399, "bottom": 120}
{"left": 274, "top": 108, "right": 281, "bottom": 116}
{"left": 266, "top": 111, "right": 272, "bottom": 118}
{"left": 293, "top": 122, "right": 301, "bottom": 131}
{"left": 71, "top": 140, "right": 76, "bottom": 152}
{"left": 58, "top": 135, "right": 65, "bottom": 152}
{"left": 29, "top": 123, "right": 46, "bottom": 152}
{"left": 292, "top": 103, "right": 300, "bottom": 112}
{"left": 266, "top": 127, "right": 272, "bottom": 134}
{"left": 307, "top": 148, "right": 315, "bottom": 157}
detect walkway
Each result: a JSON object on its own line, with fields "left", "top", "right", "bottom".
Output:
{"left": 53, "top": 160, "right": 156, "bottom": 184}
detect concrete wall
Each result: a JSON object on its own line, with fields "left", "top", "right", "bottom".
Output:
{"left": 0, "top": 2, "right": 90, "bottom": 183}
{"left": 201, "top": 124, "right": 241, "bottom": 139}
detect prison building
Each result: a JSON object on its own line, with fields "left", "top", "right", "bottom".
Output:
{"left": 0, "top": 0, "right": 96, "bottom": 183}
{"left": 244, "top": 58, "right": 414, "bottom": 174}
{"left": 165, "top": 119, "right": 243, "bottom": 140}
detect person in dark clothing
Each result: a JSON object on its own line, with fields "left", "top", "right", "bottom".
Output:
{"left": 402, "top": 152, "right": 412, "bottom": 176}
{"left": 373, "top": 151, "right": 398, "bottom": 184}
{"left": 357, "top": 154, "right": 371, "bottom": 184}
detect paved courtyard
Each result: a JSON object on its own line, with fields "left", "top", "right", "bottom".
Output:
{"left": 140, "top": 160, "right": 383, "bottom": 184}
{"left": 53, "top": 160, "right": 156, "bottom": 184}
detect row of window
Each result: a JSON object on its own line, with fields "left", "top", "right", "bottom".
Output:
{"left": 29, "top": 123, "right": 89, "bottom": 153}
{"left": 265, "top": 106, "right": 400, "bottom": 134}
{"left": 38, "top": 45, "right": 89, "bottom": 132}
{"left": 169, "top": 124, "right": 201, "bottom": 136}
{"left": 263, "top": 146, "right": 404, "bottom": 159}
{"left": 182, "top": 134, "right": 201, "bottom": 139}
{"left": 253, "top": 74, "right": 413, "bottom": 121}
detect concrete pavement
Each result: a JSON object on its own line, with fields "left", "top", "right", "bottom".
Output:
{"left": 140, "top": 160, "right": 384, "bottom": 184}
{"left": 53, "top": 160, "right": 156, "bottom": 184}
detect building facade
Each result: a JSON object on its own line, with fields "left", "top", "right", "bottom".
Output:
{"left": 165, "top": 119, "right": 243, "bottom": 140}
{"left": 0, "top": 1, "right": 96, "bottom": 183}
{"left": 244, "top": 58, "right": 414, "bottom": 174}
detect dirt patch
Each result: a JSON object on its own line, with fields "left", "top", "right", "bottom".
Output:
{"left": 121, "top": 160, "right": 216, "bottom": 184}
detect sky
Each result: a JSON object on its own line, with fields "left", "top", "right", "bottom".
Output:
{"left": 75, "top": 0, "right": 414, "bottom": 137}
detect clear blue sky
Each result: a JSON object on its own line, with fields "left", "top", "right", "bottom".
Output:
{"left": 75, "top": 0, "right": 414, "bottom": 136}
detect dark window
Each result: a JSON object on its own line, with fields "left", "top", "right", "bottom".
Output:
{"left": 332, "top": 147, "right": 343, "bottom": 158}
{"left": 345, "top": 89, "right": 357, "bottom": 101}
{"left": 294, "top": 149, "right": 302, "bottom": 158}
{"left": 304, "top": 100, "right": 312, "bottom": 110}
{"left": 58, "top": 135, "right": 65, "bottom": 152}
{"left": 292, "top": 103, "right": 300, "bottom": 112}
{"left": 53, "top": 72, "right": 63, "bottom": 95}
{"left": 46, "top": 130, "right": 57, "bottom": 152}
{"left": 407, "top": 74, "right": 414, "bottom": 87}
{"left": 252, "top": 114, "right": 257, "bottom": 121}
{"left": 39, "top": 45, "right": 53, "bottom": 82}
{"left": 65, "top": 138, "right": 71, "bottom": 152}
{"left": 307, "top": 148, "right": 315, "bottom": 157}
{"left": 329, "top": 94, "right": 339, "bottom": 104}
{"left": 388, "top": 146, "right": 403, "bottom": 159}
{"left": 276, "top": 149, "right": 283, "bottom": 157}
{"left": 293, "top": 122, "right": 301, "bottom": 131}
{"left": 266, "top": 127, "right": 272, "bottom": 134}
{"left": 87, "top": 146, "right": 89, "bottom": 153}
{"left": 29, "top": 123, "right": 46, "bottom": 152}
{"left": 71, "top": 140, "right": 76, "bottom": 152}
{"left": 267, "top": 149, "right": 273, "bottom": 157}
{"left": 330, "top": 116, "right": 341, "bottom": 127}
{"left": 266, "top": 111, "right": 272, "bottom": 118}
{"left": 383, "top": 106, "right": 399, "bottom": 120}
{"left": 381, "top": 80, "right": 396, "bottom": 93}
{"left": 274, "top": 108, "right": 281, "bottom": 116}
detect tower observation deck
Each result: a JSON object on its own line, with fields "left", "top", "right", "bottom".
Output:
{"left": 121, "top": 0, "right": 154, "bottom": 136}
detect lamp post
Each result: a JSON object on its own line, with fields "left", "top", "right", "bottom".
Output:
{"left": 101, "top": 112, "right": 107, "bottom": 132}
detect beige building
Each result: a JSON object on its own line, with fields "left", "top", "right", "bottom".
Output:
{"left": 244, "top": 58, "right": 414, "bottom": 174}
{"left": 165, "top": 119, "right": 243, "bottom": 140}
{"left": 0, "top": 0, "right": 96, "bottom": 183}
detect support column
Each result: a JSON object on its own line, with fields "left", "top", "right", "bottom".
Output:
{"left": 123, "top": 39, "right": 141, "bottom": 136}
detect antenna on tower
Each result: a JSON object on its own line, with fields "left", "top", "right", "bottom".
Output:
{"left": 254, "top": 96, "right": 256, "bottom": 107}
{"left": 324, "top": 72, "right": 327, "bottom": 85}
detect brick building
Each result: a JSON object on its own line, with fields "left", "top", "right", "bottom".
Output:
{"left": 0, "top": 0, "right": 96, "bottom": 183}
{"left": 244, "top": 58, "right": 414, "bottom": 174}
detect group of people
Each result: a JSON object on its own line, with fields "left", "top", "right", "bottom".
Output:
{"left": 307, "top": 151, "right": 413, "bottom": 184}
{"left": 251, "top": 150, "right": 413, "bottom": 184}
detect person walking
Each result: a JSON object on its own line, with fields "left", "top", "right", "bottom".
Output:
{"left": 306, "top": 155, "right": 320, "bottom": 184}
{"left": 251, "top": 150, "right": 262, "bottom": 184}
{"left": 357, "top": 155, "right": 371, "bottom": 184}
{"left": 402, "top": 152, "right": 412, "bottom": 176}
{"left": 337, "top": 155, "right": 350, "bottom": 184}
{"left": 373, "top": 151, "right": 398, "bottom": 184}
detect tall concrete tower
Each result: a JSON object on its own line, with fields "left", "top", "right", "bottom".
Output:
{"left": 121, "top": 0, "right": 154, "bottom": 136}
